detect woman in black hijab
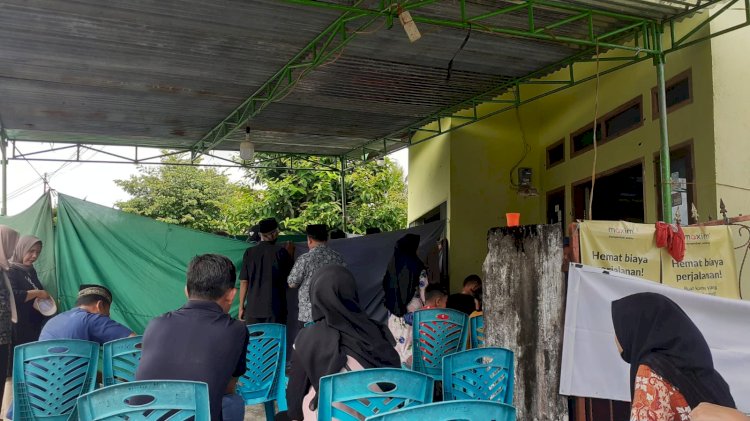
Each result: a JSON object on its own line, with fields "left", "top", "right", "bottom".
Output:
{"left": 611, "top": 292, "right": 735, "bottom": 419}
{"left": 286, "top": 265, "right": 400, "bottom": 421}
{"left": 382, "top": 234, "right": 424, "bottom": 318}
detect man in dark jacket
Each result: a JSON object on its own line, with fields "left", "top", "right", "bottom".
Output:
{"left": 238, "top": 218, "right": 293, "bottom": 324}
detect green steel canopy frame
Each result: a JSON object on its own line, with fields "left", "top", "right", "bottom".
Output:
{"left": 3, "top": 0, "right": 750, "bottom": 224}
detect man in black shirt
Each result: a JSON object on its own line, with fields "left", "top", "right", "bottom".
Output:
{"left": 136, "top": 254, "right": 249, "bottom": 421}
{"left": 447, "top": 274, "right": 482, "bottom": 315}
{"left": 238, "top": 218, "right": 293, "bottom": 324}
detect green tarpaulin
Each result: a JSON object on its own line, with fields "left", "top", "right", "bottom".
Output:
{"left": 6, "top": 194, "right": 443, "bottom": 335}
{"left": 0, "top": 194, "right": 57, "bottom": 298}
{"left": 56, "top": 194, "right": 254, "bottom": 333}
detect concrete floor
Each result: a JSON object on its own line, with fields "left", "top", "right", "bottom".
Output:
{"left": 244, "top": 403, "right": 278, "bottom": 421}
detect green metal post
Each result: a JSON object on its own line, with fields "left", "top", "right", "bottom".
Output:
{"left": 1, "top": 136, "right": 6, "bottom": 216}
{"left": 655, "top": 31, "right": 673, "bottom": 223}
{"left": 340, "top": 156, "right": 347, "bottom": 232}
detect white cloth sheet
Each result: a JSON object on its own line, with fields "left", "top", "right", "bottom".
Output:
{"left": 560, "top": 264, "right": 750, "bottom": 412}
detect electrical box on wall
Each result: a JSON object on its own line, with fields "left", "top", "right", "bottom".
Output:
{"left": 519, "top": 167, "right": 533, "bottom": 187}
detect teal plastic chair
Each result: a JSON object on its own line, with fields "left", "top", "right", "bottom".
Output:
{"left": 236, "top": 323, "right": 287, "bottom": 421}
{"left": 102, "top": 335, "right": 143, "bottom": 386}
{"left": 442, "top": 347, "right": 514, "bottom": 405}
{"left": 77, "top": 380, "right": 210, "bottom": 421}
{"left": 12, "top": 339, "right": 99, "bottom": 421}
{"left": 470, "top": 315, "right": 485, "bottom": 348}
{"left": 412, "top": 308, "right": 469, "bottom": 380}
{"left": 317, "top": 368, "right": 434, "bottom": 421}
{"left": 364, "top": 400, "right": 516, "bottom": 421}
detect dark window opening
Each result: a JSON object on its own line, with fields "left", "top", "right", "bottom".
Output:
{"left": 665, "top": 78, "right": 691, "bottom": 108}
{"left": 652, "top": 69, "right": 693, "bottom": 118}
{"left": 573, "top": 162, "right": 644, "bottom": 222}
{"left": 571, "top": 124, "right": 603, "bottom": 155}
{"left": 546, "top": 140, "right": 565, "bottom": 168}
{"left": 604, "top": 99, "right": 642, "bottom": 139}
{"left": 410, "top": 202, "right": 447, "bottom": 227}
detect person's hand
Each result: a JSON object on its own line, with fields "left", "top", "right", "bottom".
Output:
{"left": 238, "top": 309, "right": 244, "bottom": 321}
{"left": 33, "top": 290, "right": 51, "bottom": 300}
{"left": 690, "top": 403, "right": 750, "bottom": 421}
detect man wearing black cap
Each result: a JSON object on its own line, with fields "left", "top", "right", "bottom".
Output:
{"left": 39, "top": 284, "right": 134, "bottom": 344}
{"left": 288, "top": 224, "right": 345, "bottom": 326}
{"left": 238, "top": 218, "right": 293, "bottom": 325}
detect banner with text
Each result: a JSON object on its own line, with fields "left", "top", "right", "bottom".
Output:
{"left": 662, "top": 225, "right": 739, "bottom": 298}
{"left": 579, "top": 221, "right": 741, "bottom": 299}
{"left": 580, "top": 220, "right": 661, "bottom": 281}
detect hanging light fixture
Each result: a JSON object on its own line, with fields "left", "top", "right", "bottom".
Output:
{"left": 240, "top": 126, "right": 254, "bottom": 161}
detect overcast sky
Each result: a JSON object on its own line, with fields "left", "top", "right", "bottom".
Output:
{"left": 5, "top": 144, "right": 408, "bottom": 215}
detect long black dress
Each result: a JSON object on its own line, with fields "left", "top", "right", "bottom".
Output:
{"left": 8, "top": 264, "right": 46, "bottom": 345}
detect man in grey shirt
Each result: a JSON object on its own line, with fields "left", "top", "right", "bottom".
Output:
{"left": 288, "top": 224, "right": 345, "bottom": 328}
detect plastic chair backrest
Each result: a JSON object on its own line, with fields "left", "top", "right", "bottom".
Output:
{"left": 442, "top": 347, "right": 514, "bottom": 405}
{"left": 470, "top": 315, "right": 485, "bottom": 348}
{"left": 317, "top": 368, "right": 434, "bottom": 421}
{"left": 412, "top": 308, "right": 469, "bottom": 379}
{"left": 12, "top": 339, "right": 99, "bottom": 421}
{"left": 102, "top": 335, "right": 143, "bottom": 386}
{"left": 77, "top": 380, "right": 210, "bottom": 421}
{"left": 364, "top": 400, "right": 516, "bottom": 421}
{"left": 236, "top": 324, "right": 287, "bottom": 409}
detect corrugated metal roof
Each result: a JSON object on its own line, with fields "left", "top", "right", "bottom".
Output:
{"left": 0, "top": 0, "right": 713, "bottom": 157}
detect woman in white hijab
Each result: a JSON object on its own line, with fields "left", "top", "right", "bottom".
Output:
{"left": 0, "top": 225, "right": 20, "bottom": 406}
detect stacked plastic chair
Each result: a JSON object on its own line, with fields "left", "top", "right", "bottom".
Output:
{"left": 102, "top": 335, "right": 144, "bottom": 386}
{"left": 412, "top": 308, "right": 469, "bottom": 380}
{"left": 442, "top": 347, "right": 514, "bottom": 405}
{"left": 317, "top": 368, "right": 434, "bottom": 421}
{"left": 236, "top": 323, "right": 288, "bottom": 421}
{"left": 364, "top": 400, "right": 516, "bottom": 421}
{"left": 77, "top": 380, "right": 210, "bottom": 421}
{"left": 12, "top": 339, "right": 99, "bottom": 421}
{"left": 470, "top": 314, "right": 485, "bottom": 348}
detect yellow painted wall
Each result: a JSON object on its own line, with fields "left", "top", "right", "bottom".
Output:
{"left": 527, "top": 28, "right": 716, "bottom": 226}
{"left": 447, "top": 106, "right": 542, "bottom": 289}
{"left": 407, "top": 15, "right": 734, "bottom": 293}
{"left": 710, "top": 12, "right": 750, "bottom": 215}
{"left": 407, "top": 118, "right": 452, "bottom": 224}
{"left": 709, "top": 11, "right": 750, "bottom": 298}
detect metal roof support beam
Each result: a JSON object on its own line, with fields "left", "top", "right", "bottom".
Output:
{"left": 285, "top": 0, "right": 660, "bottom": 54}
{"left": 654, "top": 30, "right": 673, "bottom": 223}
{"left": 346, "top": 0, "right": 748, "bottom": 162}
{"left": 665, "top": 0, "right": 750, "bottom": 53}
{"left": 191, "top": 0, "right": 438, "bottom": 155}
{"left": 345, "top": 49, "right": 649, "bottom": 157}
{"left": 1, "top": 135, "right": 7, "bottom": 216}
{"left": 9, "top": 140, "right": 342, "bottom": 172}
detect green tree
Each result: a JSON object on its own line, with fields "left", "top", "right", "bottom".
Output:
{"left": 115, "top": 152, "right": 408, "bottom": 236}
{"left": 115, "top": 154, "right": 236, "bottom": 233}
{"left": 248, "top": 156, "right": 407, "bottom": 234}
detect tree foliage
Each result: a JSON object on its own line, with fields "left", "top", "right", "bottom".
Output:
{"left": 115, "top": 152, "right": 408, "bottom": 235}
{"left": 115, "top": 155, "right": 236, "bottom": 232}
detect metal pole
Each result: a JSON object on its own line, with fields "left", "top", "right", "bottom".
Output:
{"left": 340, "top": 156, "right": 347, "bottom": 232}
{"left": 1, "top": 136, "right": 7, "bottom": 216}
{"left": 655, "top": 29, "right": 673, "bottom": 223}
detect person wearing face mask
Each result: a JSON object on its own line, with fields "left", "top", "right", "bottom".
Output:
{"left": 611, "top": 293, "right": 736, "bottom": 420}
{"left": 9, "top": 236, "right": 52, "bottom": 346}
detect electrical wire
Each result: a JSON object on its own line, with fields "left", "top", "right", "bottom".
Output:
{"left": 587, "top": 43, "right": 602, "bottom": 220}
{"left": 509, "top": 106, "right": 531, "bottom": 188}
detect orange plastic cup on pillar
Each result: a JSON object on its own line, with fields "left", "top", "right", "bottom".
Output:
{"left": 506, "top": 212, "right": 521, "bottom": 227}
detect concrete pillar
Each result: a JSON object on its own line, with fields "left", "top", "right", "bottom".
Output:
{"left": 483, "top": 224, "right": 567, "bottom": 420}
